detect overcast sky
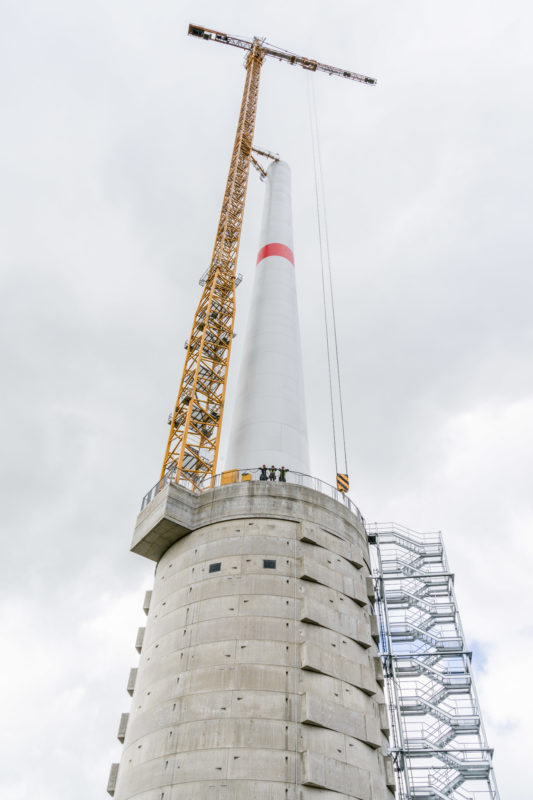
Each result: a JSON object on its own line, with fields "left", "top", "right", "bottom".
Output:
{"left": 1, "top": 1, "right": 532, "bottom": 797}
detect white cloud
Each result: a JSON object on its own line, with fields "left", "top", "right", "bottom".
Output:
{"left": 1, "top": 0, "right": 531, "bottom": 797}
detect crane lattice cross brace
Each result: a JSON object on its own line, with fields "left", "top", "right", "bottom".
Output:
{"left": 161, "top": 24, "right": 376, "bottom": 490}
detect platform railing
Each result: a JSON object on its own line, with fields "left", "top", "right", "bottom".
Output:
{"left": 140, "top": 466, "right": 363, "bottom": 521}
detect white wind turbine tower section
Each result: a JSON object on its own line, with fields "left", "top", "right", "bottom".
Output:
{"left": 225, "top": 159, "right": 310, "bottom": 474}
{"left": 108, "top": 158, "right": 395, "bottom": 800}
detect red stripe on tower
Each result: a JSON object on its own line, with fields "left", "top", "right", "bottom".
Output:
{"left": 256, "top": 242, "right": 295, "bottom": 266}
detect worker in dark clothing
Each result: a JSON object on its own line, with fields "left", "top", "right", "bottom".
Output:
{"left": 269, "top": 465, "right": 277, "bottom": 481}
{"left": 259, "top": 464, "right": 268, "bottom": 481}
{"left": 279, "top": 466, "right": 288, "bottom": 482}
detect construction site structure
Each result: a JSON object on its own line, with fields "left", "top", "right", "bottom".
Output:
{"left": 368, "top": 523, "right": 499, "bottom": 800}
{"left": 108, "top": 164, "right": 395, "bottom": 800}
{"left": 107, "top": 23, "right": 499, "bottom": 800}
{"left": 161, "top": 24, "right": 375, "bottom": 491}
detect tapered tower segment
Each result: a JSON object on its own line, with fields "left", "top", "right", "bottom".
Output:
{"left": 108, "top": 168, "right": 395, "bottom": 800}
{"left": 225, "top": 160, "right": 310, "bottom": 474}
{"left": 110, "top": 482, "right": 395, "bottom": 800}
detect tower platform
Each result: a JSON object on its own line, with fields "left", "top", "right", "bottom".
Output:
{"left": 132, "top": 475, "right": 365, "bottom": 563}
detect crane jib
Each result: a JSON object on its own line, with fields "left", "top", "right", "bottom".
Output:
{"left": 188, "top": 24, "right": 376, "bottom": 86}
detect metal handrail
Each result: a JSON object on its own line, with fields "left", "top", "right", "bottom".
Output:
{"left": 140, "top": 466, "right": 363, "bottom": 521}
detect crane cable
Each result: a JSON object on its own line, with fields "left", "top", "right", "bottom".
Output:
{"left": 307, "top": 76, "right": 349, "bottom": 480}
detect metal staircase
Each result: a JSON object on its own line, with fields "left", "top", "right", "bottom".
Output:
{"left": 369, "top": 523, "right": 499, "bottom": 800}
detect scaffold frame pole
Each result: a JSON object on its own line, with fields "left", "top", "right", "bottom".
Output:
{"left": 368, "top": 523, "right": 500, "bottom": 800}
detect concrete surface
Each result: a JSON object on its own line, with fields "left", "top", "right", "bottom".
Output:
{"left": 131, "top": 480, "right": 367, "bottom": 563}
{"left": 111, "top": 482, "right": 395, "bottom": 799}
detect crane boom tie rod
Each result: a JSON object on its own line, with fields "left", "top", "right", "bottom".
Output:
{"left": 161, "top": 23, "right": 376, "bottom": 490}
{"left": 307, "top": 78, "right": 350, "bottom": 492}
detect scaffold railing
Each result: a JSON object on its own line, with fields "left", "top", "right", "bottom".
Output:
{"left": 368, "top": 522, "right": 499, "bottom": 800}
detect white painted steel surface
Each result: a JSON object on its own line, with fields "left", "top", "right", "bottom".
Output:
{"left": 225, "top": 160, "right": 310, "bottom": 474}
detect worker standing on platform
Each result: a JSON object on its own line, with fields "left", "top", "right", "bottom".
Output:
{"left": 269, "top": 465, "right": 277, "bottom": 481}
{"left": 259, "top": 465, "right": 268, "bottom": 481}
{"left": 279, "top": 466, "right": 288, "bottom": 482}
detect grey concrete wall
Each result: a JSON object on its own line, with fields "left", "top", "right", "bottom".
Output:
{"left": 112, "top": 485, "right": 395, "bottom": 800}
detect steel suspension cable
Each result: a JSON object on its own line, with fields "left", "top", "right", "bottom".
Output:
{"left": 307, "top": 77, "right": 339, "bottom": 476}
{"left": 307, "top": 77, "right": 349, "bottom": 477}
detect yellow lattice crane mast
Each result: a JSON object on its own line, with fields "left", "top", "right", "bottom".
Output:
{"left": 161, "top": 24, "right": 376, "bottom": 490}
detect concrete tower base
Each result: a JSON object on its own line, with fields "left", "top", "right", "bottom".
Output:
{"left": 111, "top": 482, "right": 395, "bottom": 800}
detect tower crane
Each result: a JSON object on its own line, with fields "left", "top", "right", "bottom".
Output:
{"left": 161, "top": 24, "right": 376, "bottom": 490}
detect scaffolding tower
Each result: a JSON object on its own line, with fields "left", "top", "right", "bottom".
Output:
{"left": 368, "top": 523, "right": 500, "bottom": 800}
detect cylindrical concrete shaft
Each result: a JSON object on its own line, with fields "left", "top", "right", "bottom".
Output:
{"left": 113, "top": 484, "right": 395, "bottom": 800}
{"left": 225, "top": 160, "right": 310, "bottom": 474}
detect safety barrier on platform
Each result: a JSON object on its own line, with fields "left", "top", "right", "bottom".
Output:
{"left": 140, "top": 467, "right": 363, "bottom": 521}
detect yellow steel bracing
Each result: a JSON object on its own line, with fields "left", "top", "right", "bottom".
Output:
{"left": 161, "top": 25, "right": 375, "bottom": 490}
{"left": 161, "top": 41, "right": 264, "bottom": 488}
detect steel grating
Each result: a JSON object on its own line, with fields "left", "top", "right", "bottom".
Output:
{"left": 368, "top": 523, "right": 500, "bottom": 800}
